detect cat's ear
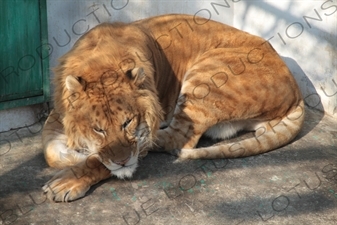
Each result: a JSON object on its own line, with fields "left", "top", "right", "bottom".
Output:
{"left": 65, "top": 76, "right": 86, "bottom": 110}
{"left": 126, "top": 67, "right": 146, "bottom": 86}
{"left": 65, "top": 75, "right": 85, "bottom": 93}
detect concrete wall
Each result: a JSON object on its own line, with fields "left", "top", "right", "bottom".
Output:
{"left": 1, "top": 0, "right": 336, "bottom": 132}
{"left": 46, "top": 0, "right": 234, "bottom": 70}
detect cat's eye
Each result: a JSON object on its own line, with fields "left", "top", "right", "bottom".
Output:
{"left": 122, "top": 118, "right": 132, "bottom": 130}
{"left": 93, "top": 127, "right": 105, "bottom": 135}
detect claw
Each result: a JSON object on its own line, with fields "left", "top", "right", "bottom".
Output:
{"left": 64, "top": 190, "right": 70, "bottom": 202}
{"left": 42, "top": 184, "right": 49, "bottom": 193}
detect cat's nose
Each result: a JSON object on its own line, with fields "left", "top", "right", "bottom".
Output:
{"left": 113, "top": 156, "right": 131, "bottom": 166}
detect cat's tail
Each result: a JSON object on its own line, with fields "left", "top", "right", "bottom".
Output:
{"left": 42, "top": 110, "right": 87, "bottom": 169}
{"left": 178, "top": 100, "right": 305, "bottom": 159}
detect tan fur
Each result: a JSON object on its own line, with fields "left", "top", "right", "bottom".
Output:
{"left": 42, "top": 14, "right": 304, "bottom": 201}
{"left": 43, "top": 155, "right": 110, "bottom": 202}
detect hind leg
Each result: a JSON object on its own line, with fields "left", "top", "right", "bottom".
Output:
{"left": 153, "top": 66, "right": 231, "bottom": 151}
{"left": 155, "top": 109, "right": 205, "bottom": 150}
{"left": 153, "top": 47, "right": 270, "bottom": 152}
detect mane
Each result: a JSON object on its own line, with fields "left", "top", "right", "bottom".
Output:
{"left": 52, "top": 22, "right": 161, "bottom": 118}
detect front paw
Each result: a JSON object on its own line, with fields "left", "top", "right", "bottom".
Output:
{"left": 42, "top": 168, "right": 90, "bottom": 202}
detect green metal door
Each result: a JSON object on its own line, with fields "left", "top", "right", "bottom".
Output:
{"left": 0, "top": 0, "right": 49, "bottom": 110}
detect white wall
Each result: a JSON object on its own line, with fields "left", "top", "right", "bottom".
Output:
{"left": 0, "top": 104, "right": 44, "bottom": 132}
{"left": 1, "top": 0, "right": 336, "bottom": 132}
{"left": 46, "top": 0, "right": 234, "bottom": 69}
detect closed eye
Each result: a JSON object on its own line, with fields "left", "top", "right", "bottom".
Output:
{"left": 93, "top": 127, "right": 105, "bottom": 135}
{"left": 122, "top": 118, "right": 132, "bottom": 130}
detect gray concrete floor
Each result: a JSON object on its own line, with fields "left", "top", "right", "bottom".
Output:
{"left": 0, "top": 107, "right": 336, "bottom": 225}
